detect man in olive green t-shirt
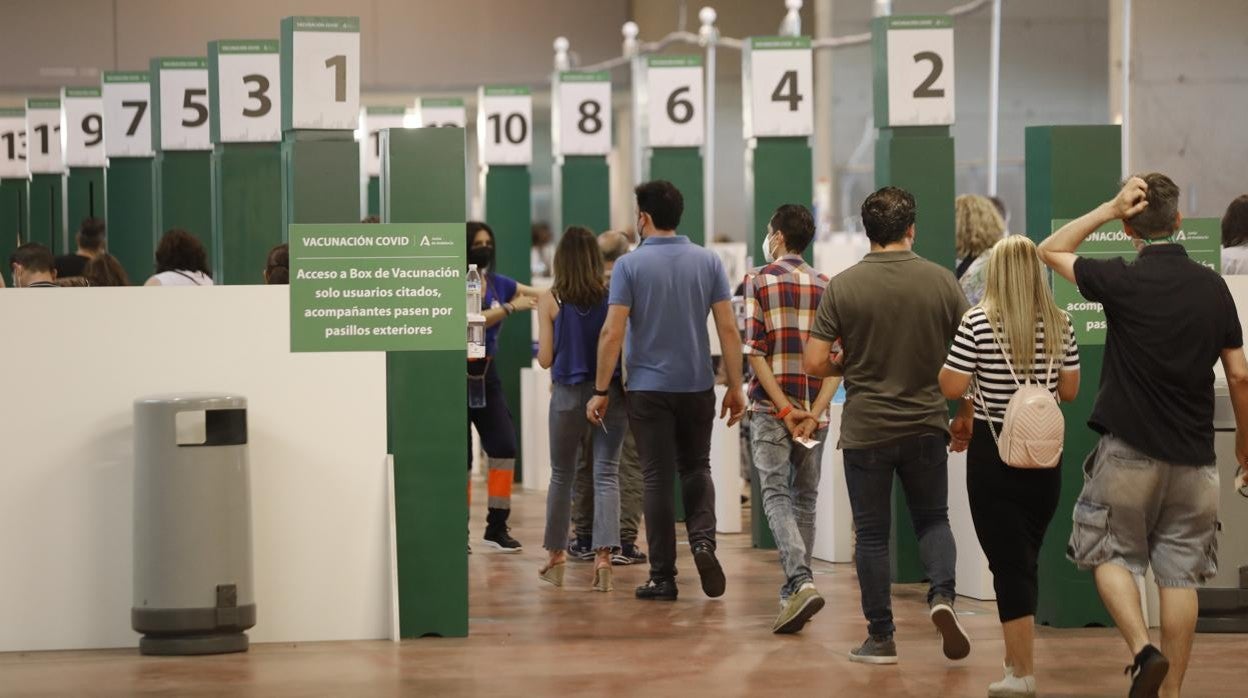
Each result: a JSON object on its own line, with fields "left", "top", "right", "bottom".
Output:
{"left": 803, "top": 186, "right": 971, "bottom": 666}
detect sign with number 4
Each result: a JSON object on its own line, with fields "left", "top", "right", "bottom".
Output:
{"left": 557, "top": 72, "right": 611, "bottom": 157}
{"left": 873, "top": 16, "right": 955, "bottom": 128}
{"left": 743, "top": 37, "right": 813, "bottom": 139}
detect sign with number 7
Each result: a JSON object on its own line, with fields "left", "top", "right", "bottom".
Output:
{"left": 102, "top": 71, "right": 154, "bottom": 158}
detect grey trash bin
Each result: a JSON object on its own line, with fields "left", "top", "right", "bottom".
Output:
{"left": 132, "top": 393, "right": 255, "bottom": 655}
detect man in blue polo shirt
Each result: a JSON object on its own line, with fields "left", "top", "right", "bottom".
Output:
{"left": 587, "top": 180, "right": 746, "bottom": 601}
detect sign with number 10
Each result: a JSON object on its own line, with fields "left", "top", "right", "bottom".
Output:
{"left": 62, "top": 87, "right": 106, "bottom": 167}
{"left": 477, "top": 86, "right": 532, "bottom": 166}
{"left": 743, "top": 37, "right": 813, "bottom": 139}
{"left": 102, "top": 72, "right": 153, "bottom": 158}
{"left": 873, "top": 15, "right": 955, "bottom": 127}
{"left": 209, "top": 40, "right": 281, "bottom": 143}
{"left": 556, "top": 72, "right": 611, "bottom": 157}
{"left": 281, "top": 16, "right": 360, "bottom": 131}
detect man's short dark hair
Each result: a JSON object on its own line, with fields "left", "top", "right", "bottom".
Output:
{"left": 635, "top": 180, "right": 683, "bottom": 231}
{"left": 77, "top": 218, "right": 106, "bottom": 251}
{"left": 1126, "top": 172, "right": 1180, "bottom": 239}
{"left": 769, "top": 204, "right": 815, "bottom": 253}
{"left": 10, "top": 242, "right": 54, "bottom": 273}
{"left": 861, "top": 186, "right": 916, "bottom": 246}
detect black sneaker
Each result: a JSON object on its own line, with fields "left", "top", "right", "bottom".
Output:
{"left": 482, "top": 528, "right": 522, "bottom": 553}
{"left": 611, "top": 542, "right": 647, "bottom": 566}
{"left": 635, "top": 577, "right": 678, "bottom": 601}
{"left": 929, "top": 595, "right": 970, "bottom": 660}
{"left": 691, "top": 542, "right": 726, "bottom": 598}
{"left": 566, "top": 535, "right": 594, "bottom": 561}
{"left": 1126, "top": 644, "right": 1169, "bottom": 698}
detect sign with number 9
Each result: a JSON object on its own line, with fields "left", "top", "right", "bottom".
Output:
{"left": 62, "top": 87, "right": 106, "bottom": 167}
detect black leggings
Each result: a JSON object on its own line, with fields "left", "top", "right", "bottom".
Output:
{"left": 967, "top": 419, "right": 1062, "bottom": 622}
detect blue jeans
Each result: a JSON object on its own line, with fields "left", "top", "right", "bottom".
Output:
{"left": 750, "top": 412, "right": 827, "bottom": 599}
{"left": 543, "top": 381, "right": 626, "bottom": 552}
{"left": 842, "top": 433, "right": 957, "bottom": 638}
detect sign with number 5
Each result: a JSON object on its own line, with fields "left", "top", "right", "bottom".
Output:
{"left": 556, "top": 72, "right": 611, "bottom": 157}
{"left": 647, "top": 55, "right": 704, "bottom": 148}
{"left": 873, "top": 15, "right": 955, "bottom": 128}
{"left": 281, "top": 16, "right": 360, "bottom": 131}
{"left": 153, "top": 57, "right": 211, "bottom": 151}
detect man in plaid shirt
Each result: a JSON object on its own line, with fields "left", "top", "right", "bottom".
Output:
{"left": 743, "top": 204, "right": 842, "bottom": 634}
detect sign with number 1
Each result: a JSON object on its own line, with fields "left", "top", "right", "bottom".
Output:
{"left": 62, "top": 87, "right": 106, "bottom": 167}
{"left": 361, "top": 106, "right": 406, "bottom": 177}
{"left": 743, "top": 37, "right": 813, "bottom": 139}
{"left": 647, "top": 55, "right": 704, "bottom": 148}
{"left": 477, "top": 86, "right": 532, "bottom": 166}
{"left": 26, "top": 99, "right": 64, "bottom": 174}
{"left": 873, "top": 16, "right": 955, "bottom": 127}
{"left": 102, "top": 72, "right": 153, "bottom": 158}
{"left": 281, "top": 16, "right": 360, "bottom": 131}
{"left": 153, "top": 57, "right": 211, "bottom": 151}
{"left": 557, "top": 72, "right": 611, "bottom": 157}
{"left": 209, "top": 40, "right": 281, "bottom": 143}
{"left": 0, "top": 108, "right": 26, "bottom": 179}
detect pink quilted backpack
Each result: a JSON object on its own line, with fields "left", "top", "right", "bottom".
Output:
{"left": 974, "top": 335, "right": 1065, "bottom": 469}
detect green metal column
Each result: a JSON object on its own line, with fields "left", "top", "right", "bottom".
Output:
{"left": 281, "top": 132, "right": 361, "bottom": 227}
{"left": 649, "top": 147, "right": 704, "bottom": 245}
{"left": 26, "top": 98, "right": 68, "bottom": 254}
{"left": 66, "top": 168, "right": 106, "bottom": 231}
{"left": 1026, "top": 124, "right": 1120, "bottom": 628}
{"left": 484, "top": 165, "right": 532, "bottom": 482}
{"left": 212, "top": 143, "right": 282, "bottom": 284}
{"left": 62, "top": 87, "right": 108, "bottom": 232}
{"left": 560, "top": 156, "right": 610, "bottom": 232}
{"left": 27, "top": 175, "right": 64, "bottom": 253}
{"left": 151, "top": 58, "right": 214, "bottom": 264}
{"left": 0, "top": 179, "right": 28, "bottom": 285}
{"left": 366, "top": 177, "right": 380, "bottom": 219}
{"left": 382, "top": 127, "right": 469, "bottom": 638}
{"left": 746, "top": 136, "right": 812, "bottom": 549}
{"left": 106, "top": 158, "right": 158, "bottom": 283}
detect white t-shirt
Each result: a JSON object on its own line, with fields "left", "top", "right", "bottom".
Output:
{"left": 1222, "top": 245, "right": 1248, "bottom": 275}
{"left": 149, "top": 270, "right": 214, "bottom": 286}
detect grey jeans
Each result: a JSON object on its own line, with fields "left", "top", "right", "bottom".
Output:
{"left": 573, "top": 425, "right": 644, "bottom": 545}
{"left": 544, "top": 381, "right": 627, "bottom": 552}
{"left": 750, "top": 412, "right": 827, "bottom": 599}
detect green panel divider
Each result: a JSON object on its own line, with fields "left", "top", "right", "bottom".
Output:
{"left": 1026, "top": 124, "right": 1120, "bottom": 628}
{"left": 874, "top": 125, "right": 956, "bottom": 583}
{"left": 212, "top": 142, "right": 283, "bottom": 285}
{"left": 28, "top": 174, "right": 65, "bottom": 253}
{"left": 484, "top": 165, "right": 532, "bottom": 482}
{"left": 649, "top": 147, "right": 704, "bottom": 245}
{"left": 367, "top": 175, "right": 380, "bottom": 219}
{"left": 747, "top": 137, "right": 812, "bottom": 266}
{"left": 560, "top": 156, "right": 610, "bottom": 233}
{"left": 157, "top": 151, "right": 214, "bottom": 266}
{"left": 106, "top": 158, "right": 158, "bottom": 283}
{"left": 281, "top": 131, "right": 362, "bottom": 227}
{"left": 381, "top": 127, "right": 468, "bottom": 638}
{"left": 0, "top": 178, "right": 28, "bottom": 286}
{"left": 66, "top": 167, "right": 106, "bottom": 234}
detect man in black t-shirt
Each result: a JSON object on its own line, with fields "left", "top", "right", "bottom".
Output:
{"left": 1039, "top": 174, "right": 1248, "bottom": 698}
{"left": 53, "top": 218, "right": 106, "bottom": 279}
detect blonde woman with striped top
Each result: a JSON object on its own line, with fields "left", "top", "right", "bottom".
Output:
{"left": 938, "top": 235, "right": 1081, "bottom": 698}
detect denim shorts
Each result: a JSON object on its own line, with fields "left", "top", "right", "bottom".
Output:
{"left": 1066, "top": 433, "right": 1220, "bottom": 588}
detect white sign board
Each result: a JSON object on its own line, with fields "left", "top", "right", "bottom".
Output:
{"left": 26, "top": 100, "right": 64, "bottom": 174}
{"left": 556, "top": 72, "right": 611, "bottom": 156}
{"left": 477, "top": 86, "right": 532, "bottom": 166}
{"left": 647, "top": 56, "right": 704, "bottom": 148}
{"left": 102, "top": 73, "right": 153, "bottom": 158}
{"left": 284, "top": 16, "right": 361, "bottom": 130}
{"left": 743, "top": 37, "right": 813, "bottom": 138}
{"left": 62, "top": 88, "right": 106, "bottom": 167}
{"left": 877, "top": 16, "right": 955, "bottom": 127}
{"left": 418, "top": 98, "right": 466, "bottom": 129}
{"left": 212, "top": 40, "right": 281, "bottom": 143}
{"left": 155, "top": 58, "right": 212, "bottom": 151}
{"left": 0, "top": 110, "right": 27, "bottom": 178}
{"left": 360, "top": 108, "right": 406, "bottom": 177}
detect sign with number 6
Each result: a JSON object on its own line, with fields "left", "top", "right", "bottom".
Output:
{"left": 647, "top": 55, "right": 704, "bottom": 148}
{"left": 873, "top": 15, "right": 955, "bottom": 127}
{"left": 556, "top": 72, "right": 611, "bottom": 157}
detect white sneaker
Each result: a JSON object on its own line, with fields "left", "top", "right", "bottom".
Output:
{"left": 987, "top": 672, "right": 1035, "bottom": 698}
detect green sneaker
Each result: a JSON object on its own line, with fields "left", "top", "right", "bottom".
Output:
{"left": 772, "top": 582, "right": 825, "bottom": 634}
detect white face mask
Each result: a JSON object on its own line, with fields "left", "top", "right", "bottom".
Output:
{"left": 762, "top": 232, "right": 779, "bottom": 264}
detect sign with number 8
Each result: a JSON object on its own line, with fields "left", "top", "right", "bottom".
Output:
{"left": 281, "top": 16, "right": 360, "bottom": 131}
{"left": 210, "top": 40, "right": 282, "bottom": 143}
{"left": 556, "top": 72, "right": 611, "bottom": 156}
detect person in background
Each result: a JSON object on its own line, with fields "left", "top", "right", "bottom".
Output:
{"left": 531, "top": 222, "right": 554, "bottom": 278}
{"left": 265, "top": 244, "right": 289, "bottom": 285}
{"left": 955, "top": 194, "right": 1007, "bottom": 305}
{"left": 939, "top": 236, "right": 1081, "bottom": 698}
{"left": 467, "top": 221, "right": 541, "bottom": 551}
{"left": 145, "top": 230, "right": 213, "bottom": 286}
{"left": 744, "top": 204, "right": 840, "bottom": 634}
{"left": 568, "top": 230, "right": 647, "bottom": 565}
{"left": 54, "top": 218, "right": 106, "bottom": 279}
{"left": 9, "top": 243, "right": 58, "bottom": 287}
{"left": 1038, "top": 175, "right": 1248, "bottom": 698}
{"left": 84, "top": 254, "right": 130, "bottom": 287}
{"left": 587, "top": 180, "right": 746, "bottom": 602}
{"left": 989, "top": 195, "right": 1011, "bottom": 232}
{"left": 1219, "top": 194, "right": 1248, "bottom": 274}
{"left": 536, "top": 227, "right": 625, "bottom": 591}
{"left": 361, "top": 215, "right": 380, "bottom": 224}
{"left": 804, "top": 186, "right": 971, "bottom": 665}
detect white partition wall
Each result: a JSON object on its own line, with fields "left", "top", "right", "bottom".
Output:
{"left": 0, "top": 286, "right": 392, "bottom": 652}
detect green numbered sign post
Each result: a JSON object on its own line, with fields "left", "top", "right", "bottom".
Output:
{"left": 646, "top": 56, "right": 705, "bottom": 244}
{"left": 1025, "top": 124, "right": 1120, "bottom": 628}
{"left": 152, "top": 57, "right": 214, "bottom": 268}
{"left": 62, "top": 87, "right": 107, "bottom": 234}
{"left": 554, "top": 72, "right": 611, "bottom": 234}
{"left": 360, "top": 106, "right": 406, "bottom": 220}
{"left": 209, "top": 39, "right": 283, "bottom": 284}
{"left": 381, "top": 128, "right": 469, "bottom": 638}
{"left": 102, "top": 71, "right": 158, "bottom": 283}
{"left": 0, "top": 106, "right": 28, "bottom": 283}
{"left": 479, "top": 85, "right": 533, "bottom": 483}
{"left": 25, "top": 99, "right": 67, "bottom": 254}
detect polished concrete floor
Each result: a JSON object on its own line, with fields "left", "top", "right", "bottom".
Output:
{"left": 1, "top": 481, "right": 1244, "bottom": 697}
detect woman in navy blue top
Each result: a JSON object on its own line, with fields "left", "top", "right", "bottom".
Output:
{"left": 535, "top": 227, "right": 625, "bottom": 591}
{"left": 466, "top": 221, "right": 540, "bottom": 552}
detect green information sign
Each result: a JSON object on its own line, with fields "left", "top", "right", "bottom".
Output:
{"left": 290, "top": 222, "right": 465, "bottom": 352}
{"left": 1052, "top": 218, "right": 1222, "bottom": 345}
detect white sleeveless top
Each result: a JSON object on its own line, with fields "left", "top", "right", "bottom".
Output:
{"left": 150, "top": 270, "right": 214, "bottom": 286}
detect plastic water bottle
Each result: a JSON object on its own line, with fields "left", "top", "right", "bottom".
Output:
{"left": 466, "top": 265, "right": 486, "bottom": 362}
{"left": 466, "top": 264, "right": 482, "bottom": 316}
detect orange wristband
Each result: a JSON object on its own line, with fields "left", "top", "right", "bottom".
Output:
{"left": 776, "top": 405, "right": 793, "bottom": 419}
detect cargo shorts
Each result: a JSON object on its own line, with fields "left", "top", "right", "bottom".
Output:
{"left": 1066, "top": 433, "right": 1220, "bottom": 588}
